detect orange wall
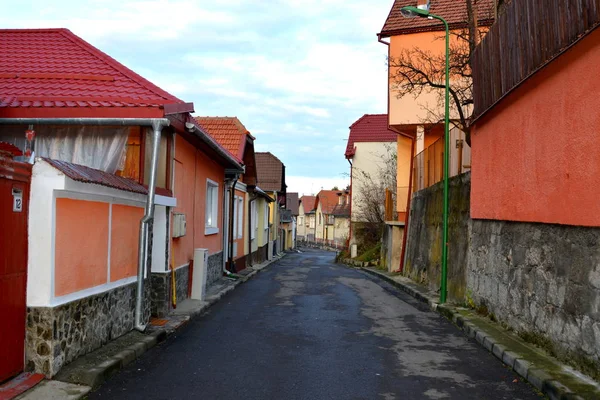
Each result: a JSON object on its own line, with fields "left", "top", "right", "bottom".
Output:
{"left": 471, "top": 28, "right": 600, "bottom": 227}
{"left": 172, "top": 135, "right": 224, "bottom": 267}
{"left": 110, "top": 204, "right": 144, "bottom": 282}
{"left": 55, "top": 199, "right": 109, "bottom": 296}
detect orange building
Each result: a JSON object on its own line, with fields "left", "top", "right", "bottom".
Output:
{"left": 377, "top": 0, "right": 494, "bottom": 270}
{"left": 0, "top": 28, "right": 242, "bottom": 378}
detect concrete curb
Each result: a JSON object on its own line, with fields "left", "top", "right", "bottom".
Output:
{"left": 36, "top": 254, "right": 287, "bottom": 399}
{"left": 360, "top": 267, "right": 593, "bottom": 400}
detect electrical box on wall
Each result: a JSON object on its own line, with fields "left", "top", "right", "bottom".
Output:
{"left": 173, "top": 213, "right": 186, "bottom": 238}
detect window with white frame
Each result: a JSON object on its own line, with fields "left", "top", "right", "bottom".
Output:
{"left": 205, "top": 179, "right": 219, "bottom": 235}
{"left": 237, "top": 196, "right": 244, "bottom": 239}
{"left": 250, "top": 200, "right": 257, "bottom": 239}
{"left": 264, "top": 203, "right": 269, "bottom": 229}
{"left": 309, "top": 216, "right": 315, "bottom": 228}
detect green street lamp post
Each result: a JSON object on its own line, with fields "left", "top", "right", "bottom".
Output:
{"left": 401, "top": 5, "right": 450, "bottom": 304}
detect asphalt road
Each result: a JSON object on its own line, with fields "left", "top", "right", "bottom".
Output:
{"left": 91, "top": 249, "right": 543, "bottom": 400}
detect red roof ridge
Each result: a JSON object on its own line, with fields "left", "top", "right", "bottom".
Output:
{"left": 349, "top": 113, "right": 387, "bottom": 129}
{"left": 56, "top": 29, "right": 181, "bottom": 103}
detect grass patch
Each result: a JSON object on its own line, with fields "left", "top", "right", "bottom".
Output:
{"left": 356, "top": 243, "right": 381, "bottom": 262}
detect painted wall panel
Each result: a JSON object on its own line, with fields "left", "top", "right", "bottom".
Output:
{"left": 110, "top": 204, "right": 143, "bottom": 282}
{"left": 55, "top": 198, "right": 109, "bottom": 296}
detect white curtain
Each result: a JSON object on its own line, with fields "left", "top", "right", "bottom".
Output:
{"left": 35, "top": 125, "right": 129, "bottom": 173}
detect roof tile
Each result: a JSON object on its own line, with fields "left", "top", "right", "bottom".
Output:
{"left": 0, "top": 28, "right": 182, "bottom": 110}
{"left": 255, "top": 152, "right": 285, "bottom": 192}
{"left": 195, "top": 117, "right": 252, "bottom": 160}
{"left": 379, "top": 0, "right": 495, "bottom": 37}
{"left": 345, "top": 114, "right": 397, "bottom": 158}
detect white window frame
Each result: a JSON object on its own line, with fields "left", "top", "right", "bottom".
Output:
{"left": 205, "top": 179, "right": 219, "bottom": 235}
{"left": 236, "top": 196, "right": 244, "bottom": 239}
{"left": 264, "top": 203, "right": 269, "bottom": 230}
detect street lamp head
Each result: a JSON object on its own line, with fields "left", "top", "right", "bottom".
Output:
{"left": 400, "top": 5, "right": 431, "bottom": 19}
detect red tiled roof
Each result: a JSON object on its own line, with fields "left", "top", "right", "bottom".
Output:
{"left": 379, "top": 0, "right": 495, "bottom": 38}
{"left": 44, "top": 158, "right": 148, "bottom": 194}
{"left": 195, "top": 117, "right": 254, "bottom": 160}
{"left": 332, "top": 203, "right": 350, "bottom": 217}
{"left": 255, "top": 152, "right": 285, "bottom": 192}
{"left": 316, "top": 190, "right": 343, "bottom": 214}
{"left": 0, "top": 29, "right": 183, "bottom": 114}
{"left": 345, "top": 114, "right": 397, "bottom": 158}
{"left": 300, "top": 195, "right": 317, "bottom": 213}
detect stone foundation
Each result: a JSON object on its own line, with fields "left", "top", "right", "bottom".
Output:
{"left": 26, "top": 281, "right": 150, "bottom": 377}
{"left": 207, "top": 251, "right": 223, "bottom": 287}
{"left": 249, "top": 243, "right": 268, "bottom": 266}
{"left": 468, "top": 219, "right": 600, "bottom": 379}
{"left": 150, "top": 265, "right": 190, "bottom": 318}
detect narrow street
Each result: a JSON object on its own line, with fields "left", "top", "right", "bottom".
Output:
{"left": 91, "top": 249, "right": 542, "bottom": 400}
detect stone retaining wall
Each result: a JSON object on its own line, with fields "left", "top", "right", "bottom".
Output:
{"left": 150, "top": 265, "right": 190, "bottom": 318}
{"left": 468, "top": 219, "right": 600, "bottom": 379}
{"left": 207, "top": 251, "right": 223, "bottom": 287}
{"left": 26, "top": 281, "right": 150, "bottom": 377}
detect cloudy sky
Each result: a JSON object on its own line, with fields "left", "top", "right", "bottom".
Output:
{"left": 3, "top": 0, "right": 393, "bottom": 196}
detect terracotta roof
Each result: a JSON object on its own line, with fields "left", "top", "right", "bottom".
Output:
{"left": 195, "top": 117, "right": 254, "bottom": 160}
{"left": 345, "top": 114, "right": 397, "bottom": 158}
{"left": 255, "top": 152, "right": 285, "bottom": 192}
{"left": 379, "top": 0, "right": 495, "bottom": 38}
{"left": 43, "top": 158, "right": 147, "bottom": 194}
{"left": 286, "top": 192, "right": 299, "bottom": 216}
{"left": 300, "top": 195, "right": 317, "bottom": 213}
{"left": 0, "top": 29, "right": 183, "bottom": 113}
{"left": 316, "top": 190, "right": 343, "bottom": 214}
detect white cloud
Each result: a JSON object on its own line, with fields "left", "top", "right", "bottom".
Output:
{"left": 286, "top": 175, "right": 350, "bottom": 197}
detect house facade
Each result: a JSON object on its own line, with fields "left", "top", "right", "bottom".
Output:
{"left": 0, "top": 28, "right": 242, "bottom": 379}
{"left": 345, "top": 114, "right": 397, "bottom": 245}
{"left": 255, "top": 152, "right": 287, "bottom": 256}
{"left": 297, "top": 195, "right": 316, "bottom": 242}
{"left": 314, "top": 190, "right": 350, "bottom": 248}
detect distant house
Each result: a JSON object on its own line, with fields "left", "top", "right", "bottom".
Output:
{"left": 314, "top": 190, "right": 350, "bottom": 247}
{"left": 255, "top": 152, "right": 287, "bottom": 255}
{"left": 345, "top": 114, "right": 397, "bottom": 243}
{"left": 285, "top": 192, "right": 299, "bottom": 250}
{"left": 297, "top": 195, "right": 316, "bottom": 241}
{"left": 196, "top": 116, "right": 261, "bottom": 272}
{"left": 0, "top": 28, "right": 242, "bottom": 379}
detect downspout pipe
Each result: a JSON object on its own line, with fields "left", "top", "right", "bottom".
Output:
{"left": 134, "top": 119, "right": 170, "bottom": 332}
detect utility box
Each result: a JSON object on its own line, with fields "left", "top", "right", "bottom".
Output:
{"left": 191, "top": 248, "right": 208, "bottom": 300}
{"left": 172, "top": 212, "right": 186, "bottom": 238}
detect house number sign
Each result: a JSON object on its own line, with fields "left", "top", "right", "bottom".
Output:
{"left": 12, "top": 188, "right": 23, "bottom": 212}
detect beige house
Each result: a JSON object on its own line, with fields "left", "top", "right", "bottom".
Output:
{"left": 345, "top": 114, "right": 397, "bottom": 245}
{"left": 297, "top": 195, "right": 316, "bottom": 241}
{"left": 314, "top": 190, "right": 350, "bottom": 248}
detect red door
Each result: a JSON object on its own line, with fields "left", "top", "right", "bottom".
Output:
{"left": 0, "top": 159, "right": 31, "bottom": 382}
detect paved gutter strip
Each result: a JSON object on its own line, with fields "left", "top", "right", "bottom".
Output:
{"left": 358, "top": 266, "right": 599, "bottom": 400}
{"left": 21, "top": 254, "right": 287, "bottom": 399}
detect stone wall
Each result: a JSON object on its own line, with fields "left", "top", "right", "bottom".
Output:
{"left": 26, "top": 281, "right": 149, "bottom": 377}
{"left": 468, "top": 219, "right": 600, "bottom": 379}
{"left": 150, "top": 265, "right": 190, "bottom": 318}
{"left": 404, "top": 172, "right": 471, "bottom": 302}
{"left": 207, "top": 251, "right": 223, "bottom": 287}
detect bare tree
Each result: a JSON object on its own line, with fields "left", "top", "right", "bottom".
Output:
{"left": 388, "top": 0, "right": 503, "bottom": 145}
{"left": 351, "top": 144, "right": 397, "bottom": 236}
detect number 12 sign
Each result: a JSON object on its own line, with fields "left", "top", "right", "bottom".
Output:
{"left": 12, "top": 188, "right": 23, "bottom": 212}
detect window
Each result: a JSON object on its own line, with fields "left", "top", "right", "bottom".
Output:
{"left": 264, "top": 203, "right": 269, "bottom": 229}
{"left": 299, "top": 216, "right": 304, "bottom": 225}
{"left": 205, "top": 179, "right": 219, "bottom": 235}
{"left": 319, "top": 213, "right": 322, "bottom": 225}
{"left": 236, "top": 196, "right": 244, "bottom": 239}
{"left": 250, "top": 200, "right": 257, "bottom": 239}
{"left": 309, "top": 216, "right": 315, "bottom": 229}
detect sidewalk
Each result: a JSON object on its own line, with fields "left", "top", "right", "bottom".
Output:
{"left": 360, "top": 267, "right": 600, "bottom": 400}
{"left": 14, "top": 254, "right": 286, "bottom": 400}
